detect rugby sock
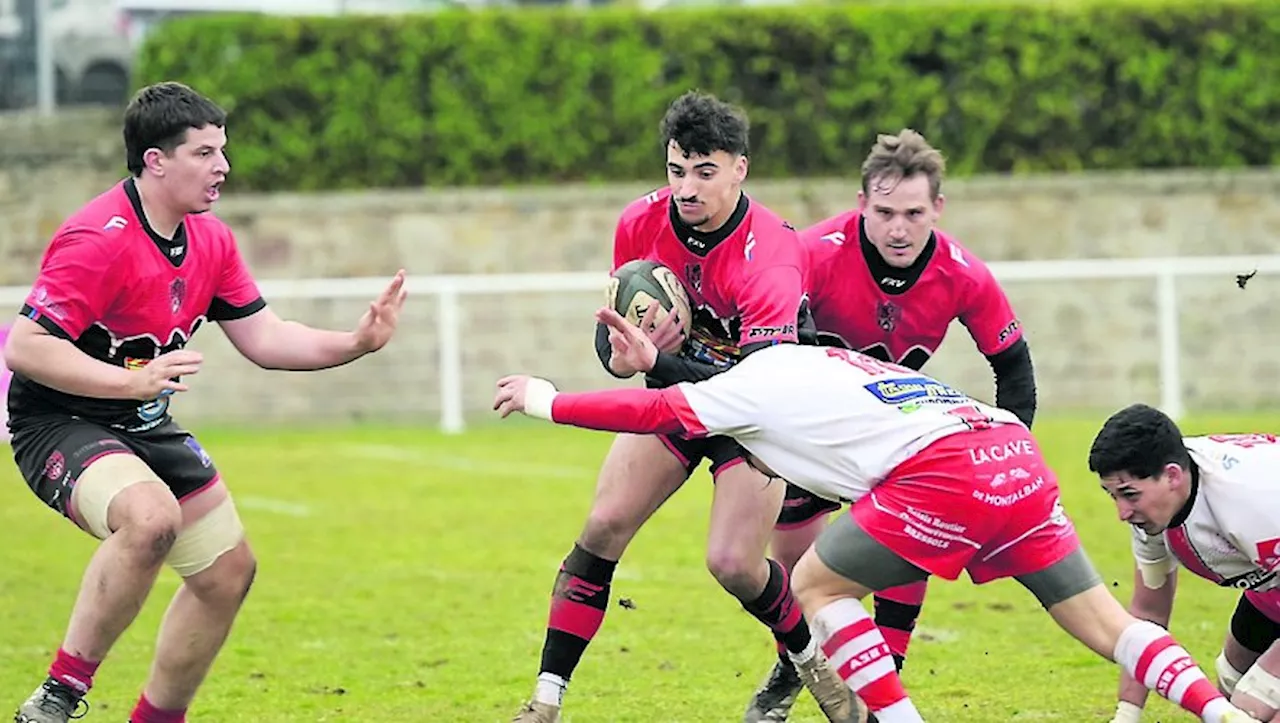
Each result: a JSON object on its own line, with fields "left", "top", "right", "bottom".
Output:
{"left": 873, "top": 580, "right": 929, "bottom": 671}
{"left": 743, "top": 559, "right": 812, "bottom": 655}
{"left": 813, "top": 597, "right": 924, "bottom": 723}
{"left": 130, "top": 694, "right": 185, "bottom": 723}
{"left": 1114, "top": 620, "right": 1234, "bottom": 723}
{"left": 48, "top": 647, "right": 100, "bottom": 695}
{"left": 537, "top": 544, "right": 616, "bottom": 705}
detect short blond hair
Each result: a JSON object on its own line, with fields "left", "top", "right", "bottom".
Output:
{"left": 860, "top": 129, "right": 946, "bottom": 199}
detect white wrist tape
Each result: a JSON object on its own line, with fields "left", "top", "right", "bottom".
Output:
{"left": 1111, "top": 700, "right": 1142, "bottom": 723}
{"left": 524, "top": 378, "right": 558, "bottom": 421}
{"left": 1235, "top": 664, "right": 1280, "bottom": 709}
{"left": 1217, "top": 651, "right": 1245, "bottom": 696}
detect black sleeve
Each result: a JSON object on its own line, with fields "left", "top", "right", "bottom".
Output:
{"left": 649, "top": 351, "right": 725, "bottom": 385}
{"left": 208, "top": 296, "right": 267, "bottom": 321}
{"left": 594, "top": 321, "right": 631, "bottom": 379}
{"left": 985, "top": 338, "right": 1037, "bottom": 428}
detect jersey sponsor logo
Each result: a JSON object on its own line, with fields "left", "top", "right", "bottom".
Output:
{"left": 1256, "top": 537, "right": 1280, "bottom": 573}
{"left": 968, "top": 438, "right": 1036, "bottom": 465}
{"left": 876, "top": 300, "right": 901, "bottom": 332}
{"left": 103, "top": 215, "right": 128, "bottom": 231}
{"left": 864, "top": 376, "right": 968, "bottom": 406}
{"left": 747, "top": 323, "right": 795, "bottom": 339}
{"left": 996, "top": 319, "right": 1021, "bottom": 345}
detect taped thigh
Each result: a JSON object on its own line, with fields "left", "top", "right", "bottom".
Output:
{"left": 72, "top": 453, "right": 164, "bottom": 540}
{"left": 166, "top": 495, "right": 246, "bottom": 578}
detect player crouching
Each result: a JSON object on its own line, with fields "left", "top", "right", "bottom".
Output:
{"left": 1092, "top": 404, "right": 1280, "bottom": 722}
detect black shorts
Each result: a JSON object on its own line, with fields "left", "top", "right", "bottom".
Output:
{"left": 658, "top": 433, "right": 746, "bottom": 479}
{"left": 11, "top": 416, "right": 219, "bottom": 520}
{"left": 777, "top": 482, "right": 843, "bottom": 528}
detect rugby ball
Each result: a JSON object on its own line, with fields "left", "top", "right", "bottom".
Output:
{"left": 607, "top": 259, "right": 693, "bottom": 337}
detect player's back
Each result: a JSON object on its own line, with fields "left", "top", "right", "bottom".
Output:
{"left": 681, "top": 344, "right": 1025, "bottom": 504}
{"left": 801, "top": 210, "right": 1015, "bottom": 368}
{"left": 614, "top": 187, "right": 805, "bottom": 349}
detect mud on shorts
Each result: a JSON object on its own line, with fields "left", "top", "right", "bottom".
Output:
{"left": 11, "top": 416, "right": 220, "bottom": 526}
{"left": 828, "top": 423, "right": 1083, "bottom": 586}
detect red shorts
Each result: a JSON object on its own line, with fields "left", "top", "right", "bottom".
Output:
{"left": 851, "top": 424, "right": 1081, "bottom": 584}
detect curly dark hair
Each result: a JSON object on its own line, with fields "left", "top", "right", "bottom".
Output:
{"left": 659, "top": 91, "right": 750, "bottom": 159}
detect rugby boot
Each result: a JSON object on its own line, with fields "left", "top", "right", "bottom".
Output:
{"left": 743, "top": 658, "right": 803, "bottom": 722}
{"left": 794, "top": 650, "right": 870, "bottom": 723}
{"left": 511, "top": 700, "right": 561, "bottom": 723}
{"left": 14, "top": 678, "right": 89, "bottom": 722}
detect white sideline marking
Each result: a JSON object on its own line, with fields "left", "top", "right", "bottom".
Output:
{"left": 237, "top": 496, "right": 312, "bottom": 517}
{"left": 342, "top": 444, "right": 593, "bottom": 480}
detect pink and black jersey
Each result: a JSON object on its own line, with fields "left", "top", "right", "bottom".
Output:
{"left": 9, "top": 178, "right": 264, "bottom": 432}
{"left": 803, "top": 210, "right": 1021, "bottom": 369}
{"left": 610, "top": 187, "right": 805, "bottom": 377}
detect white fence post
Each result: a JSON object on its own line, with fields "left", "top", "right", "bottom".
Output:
{"left": 437, "top": 286, "right": 465, "bottom": 434}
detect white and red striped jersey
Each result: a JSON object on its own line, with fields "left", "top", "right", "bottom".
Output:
{"left": 549, "top": 343, "right": 1025, "bottom": 505}
{"left": 1132, "top": 434, "right": 1280, "bottom": 592}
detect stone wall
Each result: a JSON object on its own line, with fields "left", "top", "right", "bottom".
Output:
{"left": 3, "top": 109, "right": 1279, "bottom": 427}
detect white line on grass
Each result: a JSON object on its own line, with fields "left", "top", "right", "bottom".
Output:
{"left": 236, "top": 496, "right": 313, "bottom": 517}
{"left": 342, "top": 443, "right": 594, "bottom": 480}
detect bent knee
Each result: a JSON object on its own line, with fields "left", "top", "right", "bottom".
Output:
{"left": 705, "top": 546, "right": 762, "bottom": 596}
{"left": 105, "top": 483, "right": 183, "bottom": 566}
{"left": 169, "top": 496, "right": 250, "bottom": 584}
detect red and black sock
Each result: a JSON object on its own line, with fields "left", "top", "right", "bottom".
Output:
{"left": 539, "top": 544, "right": 617, "bottom": 680}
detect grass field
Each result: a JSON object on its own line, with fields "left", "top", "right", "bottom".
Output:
{"left": 0, "top": 413, "right": 1270, "bottom": 722}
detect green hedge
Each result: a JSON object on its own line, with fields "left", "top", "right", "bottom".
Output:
{"left": 134, "top": 0, "right": 1280, "bottom": 191}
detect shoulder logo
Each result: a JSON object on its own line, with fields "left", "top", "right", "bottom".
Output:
{"left": 820, "top": 231, "right": 846, "bottom": 246}
{"left": 644, "top": 191, "right": 662, "bottom": 204}
{"left": 103, "top": 216, "right": 128, "bottom": 231}
{"left": 949, "top": 243, "right": 969, "bottom": 267}
{"left": 744, "top": 232, "right": 756, "bottom": 261}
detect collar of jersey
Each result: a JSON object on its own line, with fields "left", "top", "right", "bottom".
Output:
{"left": 1167, "top": 460, "right": 1200, "bottom": 529}
{"left": 859, "top": 215, "right": 936, "bottom": 295}
{"left": 668, "top": 191, "right": 750, "bottom": 257}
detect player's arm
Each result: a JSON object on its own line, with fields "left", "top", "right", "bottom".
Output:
{"left": 959, "top": 261, "right": 1037, "bottom": 426}
{"left": 1112, "top": 536, "right": 1180, "bottom": 722}
{"left": 4, "top": 316, "right": 147, "bottom": 399}
{"left": 986, "top": 339, "right": 1037, "bottom": 427}
{"left": 216, "top": 238, "right": 406, "bottom": 370}
{"left": 501, "top": 307, "right": 762, "bottom": 437}
{"left": 3, "top": 231, "right": 157, "bottom": 400}
{"left": 1233, "top": 639, "right": 1280, "bottom": 721}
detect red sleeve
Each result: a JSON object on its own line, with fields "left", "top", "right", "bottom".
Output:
{"left": 735, "top": 224, "right": 805, "bottom": 347}
{"left": 21, "top": 230, "right": 117, "bottom": 339}
{"left": 550, "top": 387, "right": 706, "bottom": 437}
{"left": 208, "top": 232, "right": 266, "bottom": 321}
{"left": 960, "top": 261, "right": 1022, "bottom": 355}
{"left": 611, "top": 215, "right": 639, "bottom": 272}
